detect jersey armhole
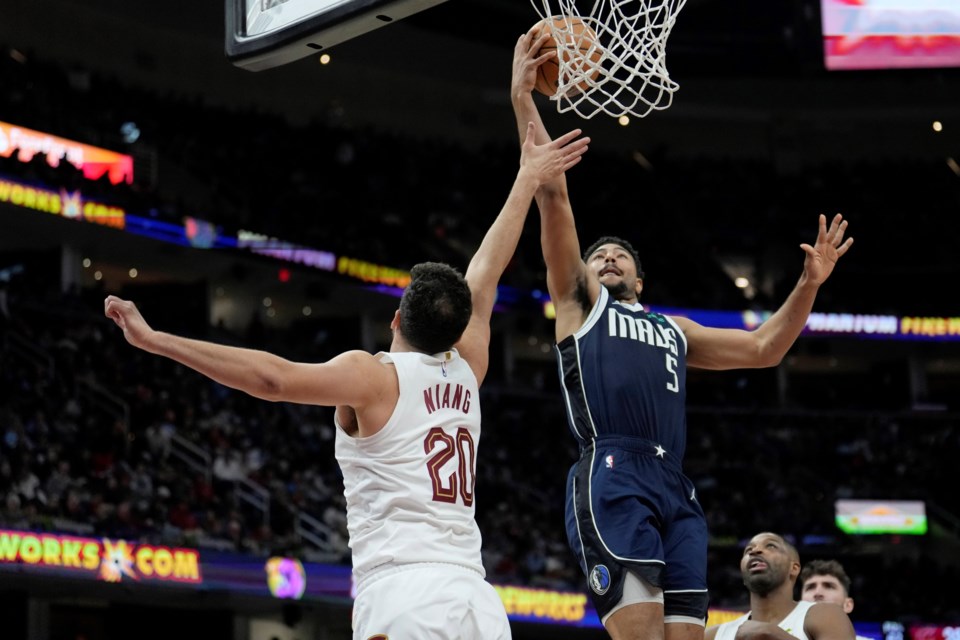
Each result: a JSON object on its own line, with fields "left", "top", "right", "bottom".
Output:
{"left": 572, "top": 285, "right": 609, "bottom": 341}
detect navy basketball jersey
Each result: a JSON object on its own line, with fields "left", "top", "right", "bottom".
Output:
{"left": 556, "top": 285, "right": 689, "bottom": 458}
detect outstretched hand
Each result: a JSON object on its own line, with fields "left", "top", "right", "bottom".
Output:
{"left": 512, "top": 27, "right": 554, "bottom": 98}
{"left": 801, "top": 213, "right": 854, "bottom": 286}
{"left": 519, "top": 122, "right": 589, "bottom": 184}
{"left": 104, "top": 295, "right": 155, "bottom": 351}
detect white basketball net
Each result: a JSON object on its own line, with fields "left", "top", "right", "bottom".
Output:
{"left": 529, "top": 0, "right": 688, "bottom": 119}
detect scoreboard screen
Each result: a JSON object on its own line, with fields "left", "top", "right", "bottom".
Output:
{"left": 821, "top": 0, "right": 960, "bottom": 70}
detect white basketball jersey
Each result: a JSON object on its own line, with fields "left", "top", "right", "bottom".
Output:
{"left": 335, "top": 349, "right": 484, "bottom": 586}
{"left": 714, "top": 602, "right": 815, "bottom": 640}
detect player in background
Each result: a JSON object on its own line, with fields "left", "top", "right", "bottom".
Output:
{"left": 510, "top": 27, "right": 854, "bottom": 640}
{"left": 706, "top": 533, "right": 855, "bottom": 640}
{"left": 105, "top": 121, "right": 589, "bottom": 639}
{"left": 800, "top": 560, "right": 855, "bottom": 614}
{"left": 801, "top": 560, "right": 871, "bottom": 640}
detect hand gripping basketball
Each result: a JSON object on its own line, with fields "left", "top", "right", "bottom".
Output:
{"left": 532, "top": 16, "right": 603, "bottom": 97}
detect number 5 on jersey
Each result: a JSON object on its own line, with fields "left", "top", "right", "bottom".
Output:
{"left": 666, "top": 353, "right": 679, "bottom": 393}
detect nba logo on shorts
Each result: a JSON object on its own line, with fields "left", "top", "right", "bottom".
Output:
{"left": 590, "top": 564, "right": 611, "bottom": 595}
{"left": 605, "top": 455, "right": 614, "bottom": 469}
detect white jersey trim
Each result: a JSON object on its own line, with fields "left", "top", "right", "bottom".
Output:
{"left": 334, "top": 351, "right": 399, "bottom": 446}
{"left": 574, "top": 285, "right": 610, "bottom": 340}
{"left": 663, "top": 315, "right": 688, "bottom": 356}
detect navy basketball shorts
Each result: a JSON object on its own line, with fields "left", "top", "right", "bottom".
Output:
{"left": 565, "top": 436, "right": 709, "bottom": 622}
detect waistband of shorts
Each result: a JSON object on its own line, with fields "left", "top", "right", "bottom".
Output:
{"left": 587, "top": 436, "right": 683, "bottom": 472}
{"left": 354, "top": 561, "right": 484, "bottom": 595}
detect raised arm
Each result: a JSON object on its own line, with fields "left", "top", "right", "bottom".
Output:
{"left": 104, "top": 296, "right": 389, "bottom": 408}
{"left": 512, "top": 29, "right": 557, "bottom": 151}
{"left": 456, "top": 122, "right": 590, "bottom": 384}
{"left": 511, "top": 28, "right": 598, "bottom": 340}
{"left": 674, "top": 214, "right": 854, "bottom": 370}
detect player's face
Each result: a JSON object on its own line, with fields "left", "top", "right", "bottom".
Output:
{"left": 587, "top": 244, "right": 640, "bottom": 299}
{"left": 740, "top": 533, "right": 796, "bottom": 596}
{"left": 802, "top": 575, "right": 853, "bottom": 612}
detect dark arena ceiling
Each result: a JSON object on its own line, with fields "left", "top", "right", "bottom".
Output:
{"left": 2, "top": 0, "right": 958, "bottom": 159}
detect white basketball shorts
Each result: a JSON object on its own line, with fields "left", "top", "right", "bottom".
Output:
{"left": 352, "top": 563, "right": 511, "bottom": 640}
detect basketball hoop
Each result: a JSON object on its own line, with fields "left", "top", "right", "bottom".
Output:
{"left": 529, "top": 0, "right": 688, "bottom": 119}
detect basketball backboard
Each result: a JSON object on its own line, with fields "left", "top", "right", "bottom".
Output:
{"left": 226, "top": 0, "right": 449, "bottom": 71}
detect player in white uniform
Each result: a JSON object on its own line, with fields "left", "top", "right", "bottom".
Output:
{"left": 336, "top": 347, "right": 492, "bottom": 636}
{"left": 706, "top": 533, "right": 855, "bottom": 640}
{"left": 104, "top": 121, "right": 590, "bottom": 639}
{"left": 800, "top": 559, "right": 871, "bottom": 640}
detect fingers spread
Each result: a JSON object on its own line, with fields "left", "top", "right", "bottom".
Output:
{"left": 554, "top": 128, "right": 583, "bottom": 146}
{"left": 563, "top": 155, "right": 584, "bottom": 172}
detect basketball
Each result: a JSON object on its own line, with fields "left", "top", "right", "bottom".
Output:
{"left": 533, "top": 16, "right": 603, "bottom": 97}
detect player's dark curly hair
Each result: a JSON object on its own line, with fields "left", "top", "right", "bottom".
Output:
{"left": 582, "top": 236, "right": 645, "bottom": 279}
{"left": 399, "top": 262, "right": 472, "bottom": 355}
{"left": 799, "top": 559, "right": 852, "bottom": 595}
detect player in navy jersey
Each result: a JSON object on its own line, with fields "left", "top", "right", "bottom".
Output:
{"left": 511, "top": 30, "right": 854, "bottom": 640}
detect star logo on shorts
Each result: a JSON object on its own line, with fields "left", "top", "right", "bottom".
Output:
{"left": 654, "top": 444, "right": 666, "bottom": 458}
